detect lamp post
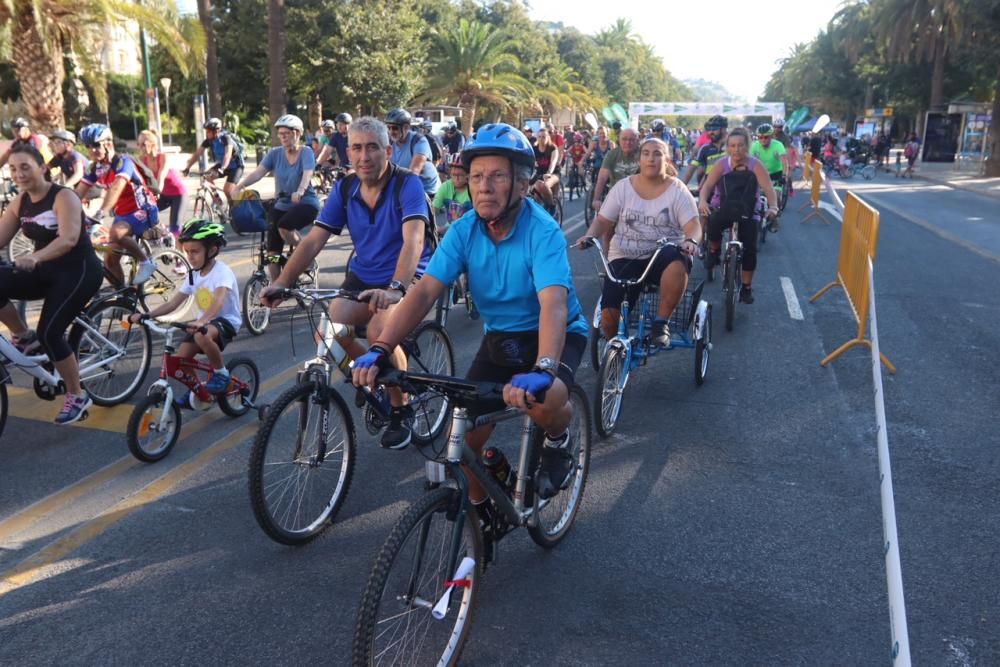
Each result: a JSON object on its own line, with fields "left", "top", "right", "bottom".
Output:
{"left": 160, "top": 77, "right": 172, "bottom": 146}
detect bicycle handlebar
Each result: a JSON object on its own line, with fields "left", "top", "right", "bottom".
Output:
{"left": 271, "top": 287, "right": 365, "bottom": 304}
{"left": 578, "top": 236, "right": 682, "bottom": 287}
{"left": 135, "top": 315, "right": 208, "bottom": 336}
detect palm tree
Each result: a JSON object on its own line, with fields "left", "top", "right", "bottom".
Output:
{"left": 267, "top": 0, "right": 286, "bottom": 144}
{"left": 196, "top": 0, "right": 222, "bottom": 118}
{"left": 418, "top": 18, "right": 531, "bottom": 136}
{"left": 594, "top": 18, "right": 634, "bottom": 50}
{"left": 533, "top": 61, "right": 604, "bottom": 120}
{"left": 0, "top": 0, "right": 197, "bottom": 131}
{"left": 870, "top": 0, "right": 966, "bottom": 109}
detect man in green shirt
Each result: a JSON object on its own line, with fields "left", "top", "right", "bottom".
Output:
{"left": 750, "top": 123, "right": 788, "bottom": 182}
{"left": 591, "top": 128, "right": 640, "bottom": 214}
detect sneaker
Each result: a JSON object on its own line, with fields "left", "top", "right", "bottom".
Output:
{"left": 12, "top": 330, "right": 42, "bottom": 355}
{"left": 204, "top": 369, "right": 231, "bottom": 395}
{"left": 133, "top": 258, "right": 157, "bottom": 285}
{"left": 767, "top": 217, "right": 780, "bottom": 233}
{"left": 739, "top": 286, "right": 754, "bottom": 304}
{"left": 651, "top": 319, "right": 671, "bottom": 348}
{"left": 54, "top": 392, "right": 93, "bottom": 425}
{"left": 380, "top": 405, "right": 413, "bottom": 450}
{"left": 535, "top": 432, "right": 574, "bottom": 500}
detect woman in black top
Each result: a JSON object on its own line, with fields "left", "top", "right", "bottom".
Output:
{"left": 0, "top": 144, "right": 103, "bottom": 424}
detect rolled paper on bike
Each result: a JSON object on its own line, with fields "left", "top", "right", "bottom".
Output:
{"left": 431, "top": 557, "right": 475, "bottom": 620}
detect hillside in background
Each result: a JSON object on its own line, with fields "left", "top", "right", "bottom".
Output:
{"left": 682, "top": 78, "right": 743, "bottom": 102}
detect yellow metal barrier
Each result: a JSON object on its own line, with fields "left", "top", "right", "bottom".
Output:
{"left": 799, "top": 157, "right": 831, "bottom": 224}
{"left": 810, "top": 192, "right": 896, "bottom": 373}
{"left": 801, "top": 150, "right": 812, "bottom": 181}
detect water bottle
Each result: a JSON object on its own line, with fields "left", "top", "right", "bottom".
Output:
{"left": 481, "top": 446, "right": 513, "bottom": 494}
{"left": 327, "top": 322, "right": 354, "bottom": 375}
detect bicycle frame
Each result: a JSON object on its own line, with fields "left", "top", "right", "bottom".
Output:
{"left": 0, "top": 313, "right": 130, "bottom": 390}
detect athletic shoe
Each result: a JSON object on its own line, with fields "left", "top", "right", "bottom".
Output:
{"left": 739, "top": 286, "right": 754, "bottom": 304}
{"left": 651, "top": 319, "right": 671, "bottom": 348}
{"left": 380, "top": 405, "right": 413, "bottom": 450}
{"left": 767, "top": 217, "right": 780, "bottom": 233}
{"left": 134, "top": 259, "right": 157, "bottom": 285}
{"left": 54, "top": 392, "right": 93, "bottom": 425}
{"left": 535, "top": 432, "right": 574, "bottom": 500}
{"left": 12, "top": 330, "right": 42, "bottom": 355}
{"left": 204, "top": 369, "right": 231, "bottom": 395}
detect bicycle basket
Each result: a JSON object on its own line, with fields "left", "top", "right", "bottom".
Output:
{"left": 668, "top": 290, "right": 695, "bottom": 333}
{"left": 231, "top": 191, "right": 268, "bottom": 233}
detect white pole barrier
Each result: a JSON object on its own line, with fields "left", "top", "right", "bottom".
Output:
{"left": 867, "top": 258, "right": 912, "bottom": 666}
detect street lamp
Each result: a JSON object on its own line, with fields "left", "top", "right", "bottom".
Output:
{"left": 160, "top": 77, "right": 172, "bottom": 146}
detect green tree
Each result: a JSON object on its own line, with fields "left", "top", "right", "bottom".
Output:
{"left": 418, "top": 17, "right": 530, "bottom": 134}
{"left": 0, "top": 0, "right": 199, "bottom": 131}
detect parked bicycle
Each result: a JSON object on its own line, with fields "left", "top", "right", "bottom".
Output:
{"left": 582, "top": 237, "right": 712, "bottom": 437}
{"left": 125, "top": 318, "right": 260, "bottom": 462}
{"left": 352, "top": 367, "right": 592, "bottom": 665}
{"left": 247, "top": 287, "right": 456, "bottom": 545}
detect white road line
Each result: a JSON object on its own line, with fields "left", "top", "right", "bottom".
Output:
{"left": 780, "top": 276, "right": 804, "bottom": 320}
{"left": 561, "top": 210, "right": 586, "bottom": 236}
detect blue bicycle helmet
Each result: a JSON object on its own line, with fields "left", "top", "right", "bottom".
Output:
{"left": 460, "top": 123, "right": 535, "bottom": 171}
{"left": 80, "top": 123, "right": 113, "bottom": 147}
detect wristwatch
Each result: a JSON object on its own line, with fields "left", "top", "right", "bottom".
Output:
{"left": 534, "top": 356, "right": 558, "bottom": 377}
{"left": 388, "top": 280, "right": 407, "bottom": 296}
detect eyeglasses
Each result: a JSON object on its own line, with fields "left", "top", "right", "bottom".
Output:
{"left": 469, "top": 172, "right": 511, "bottom": 186}
{"left": 387, "top": 124, "right": 403, "bottom": 131}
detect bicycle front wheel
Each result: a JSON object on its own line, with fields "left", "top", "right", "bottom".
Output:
{"left": 405, "top": 321, "right": 455, "bottom": 444}
{"left": 725, "top": 252, "right": 739, "bottom": 332}
{"left": 528, "top": 383, "right": 591, "bottom": 547}
{"left": 248, "top": 380, "right": 356, "bottom": 545}
{"left": 126, "top": 390, "right": 182, "bottom": 462}
{"left": 353, "top": 487, "right": 482, "bottom": 667}
{"left": 242, "top": 274, "right": 271, "bottom": 335}
{"left": 72, "top": 298, "right": 152, "bottom": 406}
{"left": 595, "top": 344, "right": 627, "bottom": 438}
{"left": 139, "top": 249, "right": 192, "bottom": 312}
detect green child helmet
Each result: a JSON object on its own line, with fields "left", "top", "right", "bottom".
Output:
{"left": 180, "top": 218, "right": 227, "bottom": 247}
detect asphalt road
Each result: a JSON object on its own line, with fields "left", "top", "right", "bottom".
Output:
{"left": 1, "top": 172, "right": 998, "bottom": 665}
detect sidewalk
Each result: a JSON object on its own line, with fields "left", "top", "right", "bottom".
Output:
{"left": 882, "top": 149, "right": 1000, "bottom": 201}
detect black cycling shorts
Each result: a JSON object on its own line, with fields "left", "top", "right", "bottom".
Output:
{"left": 222, "top": 166, "right": 244, "bottom": 184}
{"left": 600, "top": 248, "right": 691, "bottom": 312}
{"left": 464, "top": 332, "right": 586, "bottom": 416}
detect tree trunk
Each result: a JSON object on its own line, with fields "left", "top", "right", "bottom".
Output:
{"left": 863, "top": 81, "right": 875, "bottom": 109}
{"left": 197, "top": 0, "right": 223, "bottom": 118}
{"left": 11, "top": 4, "right": 65, "bottom": 132}
{"left": 929, "top": 34, "right": 946, "bottom": 110}
{"left": 267, "top": 0, "right": 287, "bottom": 147}
{"left": 985, "top": 69, "right": 1000, "bottom": 178}
{"left": 460, "top": 100, "right": 476, "bottom": 138}
{"left": 308, "top": 92, "right": 322, "bottom": 134}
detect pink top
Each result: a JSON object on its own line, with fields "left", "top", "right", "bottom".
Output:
{"left": 139, "top": 153, "right": 186, "bottom": 196}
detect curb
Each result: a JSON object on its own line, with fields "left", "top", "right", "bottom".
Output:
{"left": 909, "top": 172, "right": 1000, "bottom": 202}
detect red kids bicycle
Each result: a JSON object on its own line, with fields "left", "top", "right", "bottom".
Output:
{"left": 125, "top": 318, "right": 261, "bottom": 462}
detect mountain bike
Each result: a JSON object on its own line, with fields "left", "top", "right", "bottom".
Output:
{"left": 191, "top": 171, "right": 243, "bottom": 236}
{"left": 352, "top": 368, "right": 591, "bottom": 665}
{"left": 247, "top": 288, "right": 456, "bottom": 545}
{"left": 582, "top": 238, "right": 711, "bottom": 437}
{"left": 125, "top": 318, "right": 260, "bottom": 462}
{"left": 719, "top": 220, "right": 744, "bottom": 332}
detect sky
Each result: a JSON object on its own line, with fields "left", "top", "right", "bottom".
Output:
{"left": 528, "top": 0, "right": 846, "bottom": 102}
{"left": 176, "top": 0, "right": 845, "bottom": 104}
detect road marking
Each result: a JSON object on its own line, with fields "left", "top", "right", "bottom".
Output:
{"left": 6, "top": 387, "right": 136, "bottom": 432}
{"left": 561, "top": 210, "right": 586, "bottom": 236}
{"left": 0, "top": 363, "right": 299, "bottom": 544}
{"left": 780, "top": 277, "right": 804, "bottom": 320}
{"left": 0, "top": 416, "right": 262, "bottom": 593}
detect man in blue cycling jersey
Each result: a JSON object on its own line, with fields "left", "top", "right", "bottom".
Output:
{"left": 352, "top": 122, "right": 588, "bottom": 507}
{"left": 385, "top": 108, "right": 440, "bottom": 196}
{"left": 260, "top": 116, "right": 432, "bottom": 450}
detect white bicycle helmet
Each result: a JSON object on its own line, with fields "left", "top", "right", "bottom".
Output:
{"left": 274, "top": 114, "right": 304, "bottom": 133}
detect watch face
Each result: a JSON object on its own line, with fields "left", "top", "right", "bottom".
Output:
{"left": 538, "top": 357, "right": 556, "bottom": 371}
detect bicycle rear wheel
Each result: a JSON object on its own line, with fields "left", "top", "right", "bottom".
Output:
{"left": 528, "top": 384, "right": 591, "bottom": 547}
{"left": 247, "top": 380, "right": 356, "bottom": 545}
{"left": 595, "top": 344, "right": 628, "bottom": 438}
{"left": 242, "top": 274, "right": 271, "bottom": 335}
{"left": 139, "top": 249, "right": 192, "bottom": 312}
{"left": 724, "top": 252, "right": 739, "bottom": 332}
{"left": 353, "top": 486, "right": 482, "bottom": 667}
{"left": 217, "top": 356, "right": 260, "bottom": 417}
{"left": 588, "top": 302, "right": 605, "bottom": 374}
{"left": 72, "top": 298, "right": 152, "bottom": 406}
{"left": 405, "top": 321, "right": 455, "bottom": 444}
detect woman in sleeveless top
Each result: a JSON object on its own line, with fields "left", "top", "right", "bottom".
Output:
{"left": 0, "top": 144, "right": 104, "bottom": 424}
{"left": 586, "top": 127, "right": 616, "bottom": 173}
{"left": 138, "top": 129, "right": 189, "bottom": 237}
{"left": 696, "top": 127, "right": 778, "bottom": 304}
{"left": 529, "top": 127, "right": 561, "bottom": 210}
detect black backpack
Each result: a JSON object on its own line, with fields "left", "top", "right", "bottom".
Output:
{"left": 717, "top": 165, "right": 759, "bottom": 222}
{"left": 339, "top": 166, "right": 438, "bottom": 252}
